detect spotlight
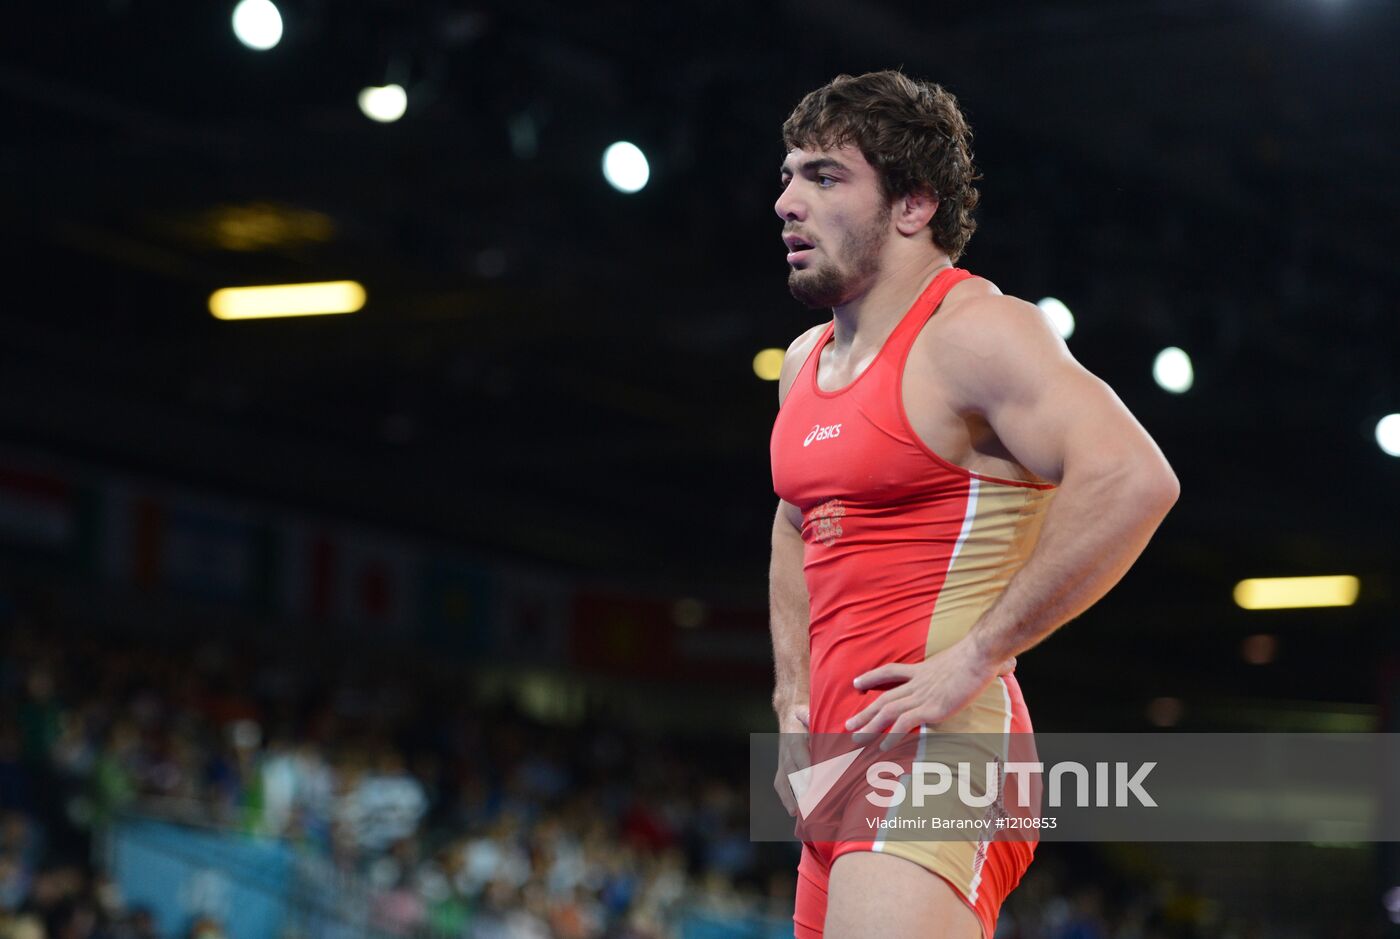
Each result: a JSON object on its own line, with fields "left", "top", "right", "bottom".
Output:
{"left": 1375, "top": 413, "right": 1400, "bottom": 457}
{"left": 231, "top": 0, "right": 283, "bottom": 51}
{"left": 602, "top": 141, "right": 649, "bottom": 193}
{"left": 752, "top": 348, "right": 785, "bottom": 381}
{"left": 1036, "top": 297, "right": 1075, "bottom": 339}
{"left": 1152, "top": 347, "right": 1193, "bottom": 394}
{"left": 358, "top": 84, "right": 408, "bottom": 123}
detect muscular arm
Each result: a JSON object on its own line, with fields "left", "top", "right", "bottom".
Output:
{"left": 849, "top": 296, "right": 1178, "bottom": 737}
{"left": 769, "top": 325, "right": 823, "bottom": 733}
{"left": 771, "top": 495, "right": 812, "bottom": 814}
{"left": 770, "top": 498, "right": 810, "bottom": 730}
{"left": 768, "top": 328, "right": 825, "bottom": 813}
{"left": 950, "top": 295, "right": 1178, "bottom": 667}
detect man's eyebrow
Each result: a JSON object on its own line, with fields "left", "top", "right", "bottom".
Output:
{"left": 779, "top": 157, "right": 851, "bottom": 177}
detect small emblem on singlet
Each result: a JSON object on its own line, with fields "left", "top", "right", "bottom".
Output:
{"left": 807, "top": 499, "right": 846, "bottom": 547}
{"left": 803, "top": 423, "right": 842, "bottom": 447}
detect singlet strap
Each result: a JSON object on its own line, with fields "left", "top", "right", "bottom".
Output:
{"left": 884, "top": 266, "right": 975, "bottom": 349}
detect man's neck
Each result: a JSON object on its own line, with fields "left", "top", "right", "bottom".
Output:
{"left": 829, "top": 253, "right": 952, "bottom": 352}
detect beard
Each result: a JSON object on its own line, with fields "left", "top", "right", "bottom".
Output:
{"left": 787, "top": 207, "right": 889, "bottom": 309}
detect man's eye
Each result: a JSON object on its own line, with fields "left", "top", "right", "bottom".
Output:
{"left": 817, "top": 175, "right": 836, "bottom": 188}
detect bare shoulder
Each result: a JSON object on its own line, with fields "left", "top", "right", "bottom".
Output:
{"left": 777, "top": 321, "right": 829, "bottom": 407}
{"left": 919, "top": 277, "right": 1076, "bottom": 409}
{"left": 934, "top": 278, "right": 1059, "bottom": 348}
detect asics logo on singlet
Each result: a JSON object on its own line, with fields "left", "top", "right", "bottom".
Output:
{"left": 803, "top": 423, "right": 843, "bottom": 447}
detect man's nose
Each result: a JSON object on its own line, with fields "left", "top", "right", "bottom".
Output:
{"left": 774, "top": 183, "right": 805, "bottom": 222}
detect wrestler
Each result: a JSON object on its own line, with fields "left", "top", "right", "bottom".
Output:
{"left": 767, "top": 70, "right": 1178, "bottom": 939}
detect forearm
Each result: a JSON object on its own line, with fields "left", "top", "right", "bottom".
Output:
{"left": 965, "top": 458, "right": 1178, "bottom": 667}
{"left": 769, "top": 523, "right": 811, "bottom": 719}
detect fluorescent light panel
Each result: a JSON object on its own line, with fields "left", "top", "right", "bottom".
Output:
{"left": 209, "top": 281, "right": 366, "bottom": 320}
{"left": 1233, "top": 575, "right": 1359, "bottom": 610}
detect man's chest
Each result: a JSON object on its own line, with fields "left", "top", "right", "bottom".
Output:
{"left": 812, "top": 324, "right": 1018, "bottom": 479}
{"left": 810, "top": 327, "right": 982, "bottom": 468}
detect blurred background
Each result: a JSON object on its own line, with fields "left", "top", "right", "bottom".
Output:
{"left": 1, "top": 1, "right": 1399, "bottom": 937}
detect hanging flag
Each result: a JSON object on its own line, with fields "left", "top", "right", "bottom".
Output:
{"left": 279, "top": 521, "right": 419, "bottom": 638}
{"left": 489, "top": 566, "right": 570, "bottom": 663}
{"left": 571, "top": 591, "right": 675, "bottom": 676}
{"left": 420, "top": 555, "right": 491, "bottom": 657}
{"left": 125, "top": 494, "right": 268, "bottom": 608}
{"left": 0, "top": 465, "right": 79, "bottom": 556}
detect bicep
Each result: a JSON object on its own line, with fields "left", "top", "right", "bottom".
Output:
{"left": 989, "top": 363, "right": 1158, "bottom": 485}
{"left": 944, "top": 299, "right": 1163, "bottom": 485}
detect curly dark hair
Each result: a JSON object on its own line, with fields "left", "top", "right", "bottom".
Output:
{"left": 782, "top": 70, "right": 980, "bottom": 262}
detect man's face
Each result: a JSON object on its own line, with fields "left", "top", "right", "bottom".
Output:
{"left": 775, "top": 144, "right": 892, "bottom": 309}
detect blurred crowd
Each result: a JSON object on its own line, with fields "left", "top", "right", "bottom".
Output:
{"left": 0, "top": 614, "right": 1383, "bottom": 939}
{"left": 0, "top": 619, "right": 791, "bottom": 939}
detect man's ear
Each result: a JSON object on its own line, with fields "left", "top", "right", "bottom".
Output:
{"left": 894, "top": 188, "right": 939, "bottom": 236}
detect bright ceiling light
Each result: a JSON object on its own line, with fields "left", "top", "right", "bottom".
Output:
{"left": 209, "top": 281, "right": 366, "bottom": 320}
{"left": 752, "top": 348, "right": 785, "bottom": 381}
{"left": 231, "top": 0, "right": 283, "bottom": 51}
{"left": 602, "top": 141, "right": 649, "bottom": 194}
{"left": 1233, "top": 575, "right": 1360, "bottom": 611}
{"left": 1036, "top": 297, "right": 1074, "bottom": 339}
{"left": 1375, "top": 413, "right": 1400, "bottom": 457}
{"left": 358, "top": 84, "right": 408, "bottom": 123}
{"left": 1152, "top": 346, "right": 1193, "bottom": 394}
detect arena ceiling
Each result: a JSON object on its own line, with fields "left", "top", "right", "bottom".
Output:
{"left": 2, "top": 0, "right": 1397, "bottom": 681}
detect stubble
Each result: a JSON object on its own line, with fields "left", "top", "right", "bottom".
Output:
{"left": 787, "top": 206, "right": 890, "bottom": 309}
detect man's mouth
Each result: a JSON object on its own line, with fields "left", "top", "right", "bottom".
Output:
{"left": 784, "top": 235, "right": 816, "bottom": 264}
